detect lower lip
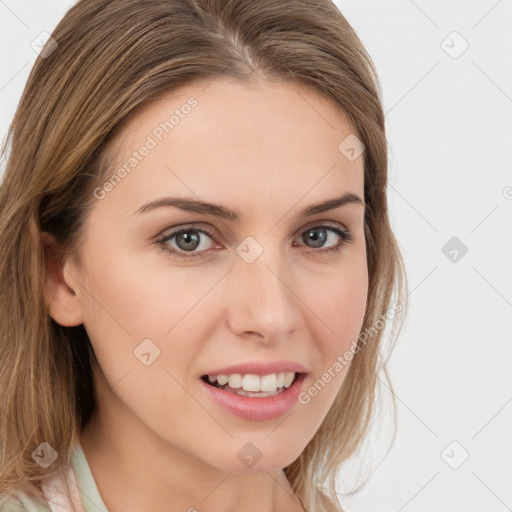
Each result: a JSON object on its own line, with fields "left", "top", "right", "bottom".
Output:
{"left": 200, "top": 373, "right": 307, "bottom": 421}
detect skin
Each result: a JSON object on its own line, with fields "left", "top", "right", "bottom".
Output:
{"left": 42, "top": 78, "right": 368, "bottom": 512}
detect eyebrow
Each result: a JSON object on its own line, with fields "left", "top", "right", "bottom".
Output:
{"left": 134, "top": 192, "right": 365, "bottom": 220}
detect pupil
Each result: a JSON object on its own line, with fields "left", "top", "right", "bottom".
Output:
{"left": 177, "top": 231, "right": 200, "bottom": 251}
{"left": 305, "top": 228, "right": 326, "bottom": 248}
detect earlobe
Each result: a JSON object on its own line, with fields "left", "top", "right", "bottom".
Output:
{"left": 41, "top": 231, "right": 84, "bottom": 327}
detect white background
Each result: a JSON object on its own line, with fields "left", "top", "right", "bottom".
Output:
{"left": 1, "top": 1, "right": 511, "bottom": 511}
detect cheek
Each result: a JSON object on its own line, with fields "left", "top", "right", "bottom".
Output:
{"left": 289, "top": 260, "right": 368, "bottom": 441}
{"left": 300, "top": 255, "right": 368, "bottom": 397}
{"left": 310, "top": 257, "right": 368, "bottom": 350}
{"left": 77, "top": 245, "right": 220, "bottom": 381}
{"left": 78, "top": 242, "right": 182, "bottom": 333}
{"left": 77, "top": 249, "right": 208, "bottom": 423}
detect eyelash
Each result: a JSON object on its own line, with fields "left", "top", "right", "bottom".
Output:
{"left": 155, "top": 223, "right": 354, "bottom": 261}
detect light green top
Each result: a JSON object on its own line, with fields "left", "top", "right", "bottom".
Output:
{"left": 0, "top": 442, "right": 109, "bottom": 512}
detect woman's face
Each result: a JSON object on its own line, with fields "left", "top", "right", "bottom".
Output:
{"left": 56, "top": 78, "right": 368, "bottom": 473}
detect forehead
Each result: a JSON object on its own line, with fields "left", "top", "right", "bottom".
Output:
{"left": 97, "top": 79, "right": 364, "bottom": 218}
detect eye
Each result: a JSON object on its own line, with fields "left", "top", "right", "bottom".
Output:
{"left": 155, "top": 226, "right": 219, "bottom": 261}
{"left": 155, "top": 222, "right": 354, "bottom": 261}
{"left": 294, "top": 223, "right": 354, "bottom": 255}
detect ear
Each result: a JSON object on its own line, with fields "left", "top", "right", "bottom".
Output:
{"left": 41, "top": 231, "right": 84, "bottom": 327}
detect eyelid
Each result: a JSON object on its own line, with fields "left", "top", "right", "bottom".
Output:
{"left": 156, "top": 219, "right": 349, "bottom": 240}
{"left": 297, "top": 219, "right": 349, "bottom": 234}
{"left": 155, "top": 219, "right": 353, "bottom": 259}
{"left": 155, "top": 223, "right": 217, "bottom": 241}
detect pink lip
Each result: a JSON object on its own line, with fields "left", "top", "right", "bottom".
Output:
{"left": 200, "top": 372, "right": 307, "bottom": 421}
{"left": 201, "top": 360, "right": 308, "bottom": 377}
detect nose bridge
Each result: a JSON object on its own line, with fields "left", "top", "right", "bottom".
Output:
{"left": 228, "top": 238, "right": 300, "bottom": 337}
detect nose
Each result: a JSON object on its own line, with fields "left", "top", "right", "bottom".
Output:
{"left": 225, "top": 245, "right": 302, "bottom": 342}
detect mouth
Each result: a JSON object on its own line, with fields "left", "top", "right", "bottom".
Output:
{"left": 200, "top": 372, "right": 304, "bottom": 398}
{"left": 199, "top": 371, "right": 308, "bottom": 421}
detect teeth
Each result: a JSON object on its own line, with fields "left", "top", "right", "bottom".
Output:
{"left": 260, "top": 373, "right": 277, "bottom": 392}
{"left": 207, "top": 371, "right": 297, "bottom": 393}
{"left": 284, "top": 372, "right": 295, "bottom": 388}
{"left": 228, "top": 374, "right": 243, "bottom": 389}
{"left": 216, "top": 375, "right": 229, "bottom": 386}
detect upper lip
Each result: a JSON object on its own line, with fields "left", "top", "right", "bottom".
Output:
{"left": 202, "top": 360, "right": 308, "bottom": 377}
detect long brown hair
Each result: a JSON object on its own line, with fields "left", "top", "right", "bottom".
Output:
{"left": 0, "top": 1, "right": 408, "bottom": 510}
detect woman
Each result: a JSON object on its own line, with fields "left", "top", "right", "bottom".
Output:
{"left": 0, "top": 1, "right": 408, "bottom": 511}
